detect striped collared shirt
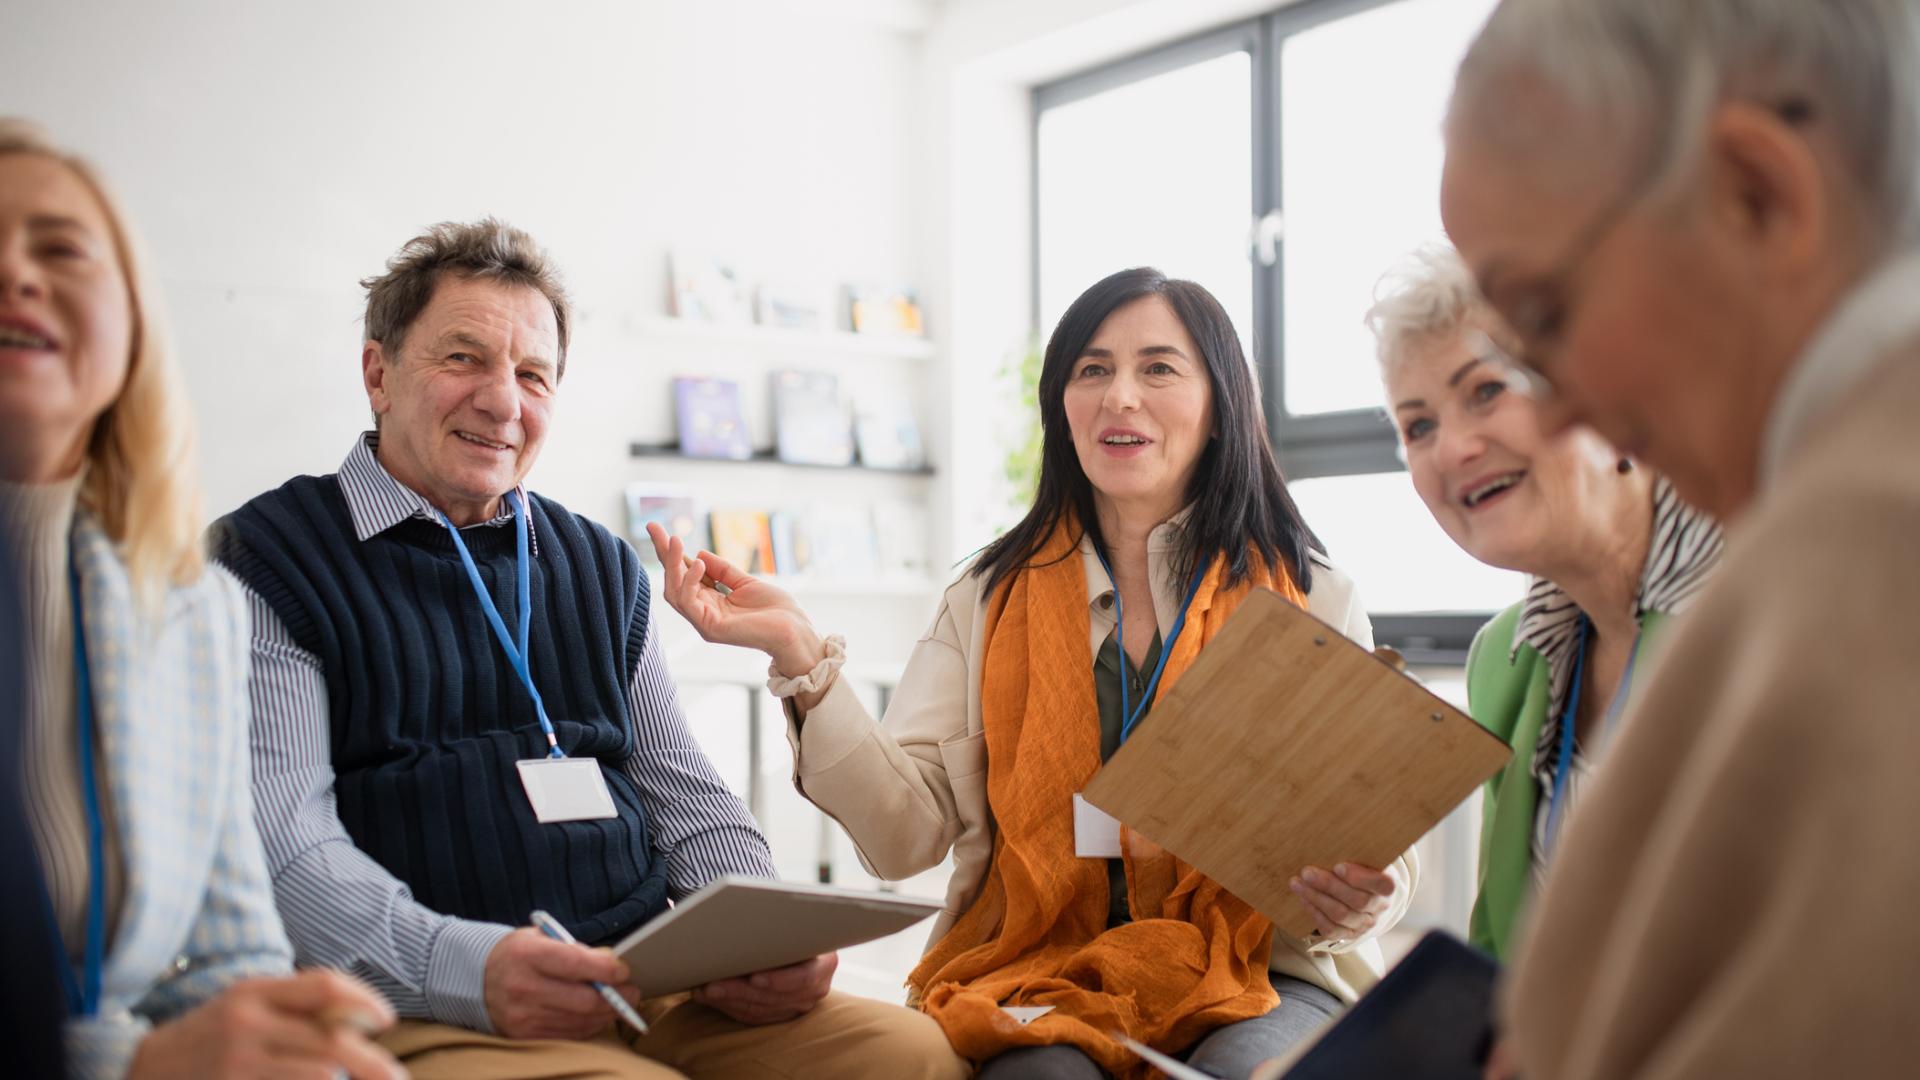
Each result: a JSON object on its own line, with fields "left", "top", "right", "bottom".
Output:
{"left": 242, "top": 432, "right": 774, "bottom": 1031}
{"left": 1514, "top": 477, "right": 1724, "bottom": 878}
{"left": 333, "top": 429, "right": 536, "bottom": 551}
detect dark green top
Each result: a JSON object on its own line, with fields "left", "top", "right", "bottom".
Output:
{"left": 1093, "top": 628, "right": 1159, "bottom": 929}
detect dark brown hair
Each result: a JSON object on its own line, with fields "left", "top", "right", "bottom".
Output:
{"left": 975, "top": 267, "right": 1322, "bottom": 599}
{"left": 360, "top": 217, "right": 572, "bottom": 377}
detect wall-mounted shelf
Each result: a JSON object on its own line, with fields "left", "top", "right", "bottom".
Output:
{"left": 636, "top": 315, "right": 934, "bottom": 361}
{"left": 630, "top": 442, "right": 935, "bottom": 477}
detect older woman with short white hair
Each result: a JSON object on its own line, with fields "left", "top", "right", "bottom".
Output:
{"left": 1363, "top": 246, "right": 1723, "bottom": 962}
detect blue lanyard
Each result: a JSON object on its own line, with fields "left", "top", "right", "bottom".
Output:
{"left": 1544, "top": 616, "right": 1642, "bottom": 852}
{"left": 439, "top": 491, "right": 562, "bottom": 759}
{"left": 1094, "top": 550, "right": 1208, "bottom": 743}
{"left": 43, "top": 545, "right": 106, "bottom": 1017}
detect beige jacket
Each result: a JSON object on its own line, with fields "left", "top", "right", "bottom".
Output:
{"left": 786, "top": 523, "right": 1418, "bottom": 1003}
{"left": 1505, "top": 260, "right": 1920, "bottom": 1077}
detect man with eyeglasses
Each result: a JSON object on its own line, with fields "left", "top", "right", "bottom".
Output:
{"left": 1439, "top": 1, "right": 1920, "bottom": 1077}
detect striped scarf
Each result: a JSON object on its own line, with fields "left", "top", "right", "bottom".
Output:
{"left": 1514, "top": 476, "right": 1723, "bottom": 874}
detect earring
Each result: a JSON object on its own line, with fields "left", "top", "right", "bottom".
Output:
{"left": 1616, "top": 457, "right": 1634, "bottom": 474}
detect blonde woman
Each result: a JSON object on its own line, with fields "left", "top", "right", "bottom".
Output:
{"left": 0, "top": 120, "right": 401, "bottom": 1079}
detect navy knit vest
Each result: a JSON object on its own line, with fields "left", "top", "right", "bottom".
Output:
{"left": 215, "top": 475, "right": 670, "bottom": 945}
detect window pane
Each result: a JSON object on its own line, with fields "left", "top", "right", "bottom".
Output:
{"left": 1281, "top": 0, "right": 1499, "bottom": 416}
{"left": 1291, "top": 471, "right": 1525, "bottom": 614}
{"left": 1038, "top": 51, "right": 1253, "bottom": 349}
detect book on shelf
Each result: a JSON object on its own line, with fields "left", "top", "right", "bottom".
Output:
{"left": 709, "top": 510, "right": 778, "bottom": 575}
{"left": 668, "top": 249, "right": 754, "bottom": 324}
{"left": 769, "top": 511, "right": 810, "bottom": 577}
{"left": 771, "top": 370, "right": 854, "bottom": 467}
{"left": 847, "top": 284, "right": 925, "bottom": 337}
{"left": 624, "top": 483, "right": 707, "bottom": 565}
{"left": 852, "top": 387, "right": 925, "bottom": 471}
{"left": 673, "top": 376, "right": 753, "bottom": 461}
{"left": 656, "top": 502, "right": 928, "bottom": 587}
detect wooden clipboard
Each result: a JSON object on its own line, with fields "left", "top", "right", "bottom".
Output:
{"left": 1082, "top": 588, "right": 1510, "bottom": 940}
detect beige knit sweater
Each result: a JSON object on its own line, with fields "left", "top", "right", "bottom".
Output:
{"left": 1502, "top": 344, "right": 1920, "bottom": 1077}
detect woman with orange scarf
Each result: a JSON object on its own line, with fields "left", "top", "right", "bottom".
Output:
{"left": 649, "top": 268, "right": 1418, "bottom": 1078}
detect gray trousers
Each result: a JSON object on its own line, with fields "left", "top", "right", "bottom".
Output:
{"left": 974, "top": 974, "right": 1341, "bottom": 1080}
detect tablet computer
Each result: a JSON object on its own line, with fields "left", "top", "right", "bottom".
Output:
{"left": 611, "top": 876, "right": 942, "bottom": 996}
{"left": 1275, "top": 930, "right": 1498, "bottom": 1080}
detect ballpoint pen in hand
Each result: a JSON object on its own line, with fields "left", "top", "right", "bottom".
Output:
{"left": 684, "top": 551, "right": 733, "bottom": 595}
{"left": 529, "top": 909, "right": 651, "bottom": 1036}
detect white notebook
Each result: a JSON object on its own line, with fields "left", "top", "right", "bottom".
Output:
{"left": 611, "top": 876, "right": 941, "bottom": 996}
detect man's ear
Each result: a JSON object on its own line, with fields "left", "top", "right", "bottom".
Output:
{"left": 1705, "top": 100, "right": 1829, "bottom": 276}
{"left": 363, "top": 340, "right": 392, "bottom": 419}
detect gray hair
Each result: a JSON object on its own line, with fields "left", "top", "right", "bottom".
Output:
{"left": 361, "top": 217, "right": 573, "bottom": 378}
{"left": 1450, "top": 0, "right": 1920, "bottom": 253}
{"left": 1364, "top": 245, "right": 1489, "bottom": 376}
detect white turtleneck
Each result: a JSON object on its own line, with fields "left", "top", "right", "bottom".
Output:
{"left": 0, "top": 473, "right": 126, "bottom": 963}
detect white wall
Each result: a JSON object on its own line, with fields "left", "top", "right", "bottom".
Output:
{"left": 3, "top": 0, "right": 927, "bottom": 524}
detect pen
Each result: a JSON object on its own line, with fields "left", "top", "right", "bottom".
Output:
{"left": 529, "top": 909, "right": 650, "bottom": 1036}
{"left": 683, "top": 552, "right": 733, "bottom": 595}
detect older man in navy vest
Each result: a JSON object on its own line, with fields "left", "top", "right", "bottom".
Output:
{"left": 215, "top": 219, "right": 963, "bottom": 1079}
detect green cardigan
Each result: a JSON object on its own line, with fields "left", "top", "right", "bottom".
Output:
{"left": 1463, "top": 605, "right": 1674, "bottom": 961}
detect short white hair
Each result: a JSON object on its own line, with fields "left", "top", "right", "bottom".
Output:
{"left": 1450, "top": 0, "right": 1920, "bottom": 253}
{"left": 1364, "top": 245, "right": 1488, "bottom": 377}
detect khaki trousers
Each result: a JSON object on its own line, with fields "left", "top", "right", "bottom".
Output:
{"left": 379, "top": 991, "right": 968, "bottom": 1080}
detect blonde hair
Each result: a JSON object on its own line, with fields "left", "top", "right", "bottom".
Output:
{"left": 0, "top": 119, "right": 206, "bottom": 599}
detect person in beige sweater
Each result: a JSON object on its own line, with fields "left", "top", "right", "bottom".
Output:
{"left": 651, "top": 268, "right": 1418, "bottom": 1079}
{"left": 1437, "top": 1, "right": 1920, "bottom": 1076}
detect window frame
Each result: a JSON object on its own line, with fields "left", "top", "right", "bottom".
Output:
{"left": 1032, "top": 0, "right": 1492, "bottom": 664}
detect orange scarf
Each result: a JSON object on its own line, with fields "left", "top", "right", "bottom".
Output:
{"left": 909, "top": 519, "right": 1309, "bottom": 1076}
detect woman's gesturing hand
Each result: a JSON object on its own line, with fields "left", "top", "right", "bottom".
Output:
{"left": 646, "top": 523, "right": 826, "bottom": 676}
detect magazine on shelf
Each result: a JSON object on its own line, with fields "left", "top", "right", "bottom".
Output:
{"left": 756, "top": 281, "right": 836, "bottom": 332}
{"left": 668, "top": 249, "right": 754, "bottom": 324}
{"left": 624, "top": 484, "right": 707, "bottom": 565}
{"left": 709, "top": 510, "right": 778, "bottom": 575}
{"left": 852, "top": 387, "right": 925, "bottom": 470}
{"left": 847, "top": 284, "right": 925, "bottom": 337}
{"left": 673, "top": 376, "right": 753, "bottom": 461}
{"left": 771, "top": 370, "right": 854, "bottom": 467}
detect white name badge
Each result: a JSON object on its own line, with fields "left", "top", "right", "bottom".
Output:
{"left": 1072, "top": 792, "right": 1124, "bottom": 858}
{"left": 516, "top": 758, "right": 619, "bottom": 823}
